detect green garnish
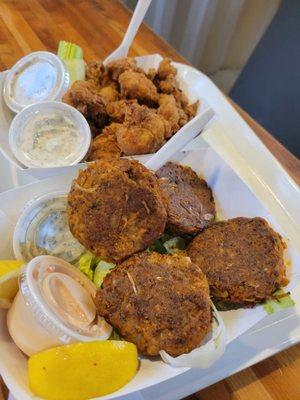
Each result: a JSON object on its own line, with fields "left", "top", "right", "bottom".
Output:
{"left": 263, "top": 289, "right": 295, "bottom": 315}
{"left": 163, "top": 236, "right": 187, "bottom": 254}
{"left": 57, "top": 40, "right": 85, "bottom": 84}
{"left": 93, "top": 260, "right": 115, "bottom": 287}
{"left": 76, "top": 251, "right": 100, "bottom": 281}
{"left": 58, "top": 40, "right": 83, "bottom": 60}
{"left": 148, "top": 239, "right": 168, "bottom": 254}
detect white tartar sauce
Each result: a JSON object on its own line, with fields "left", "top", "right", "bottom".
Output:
{"left": 20, "top": 112, "right": 81, "bottom": 167}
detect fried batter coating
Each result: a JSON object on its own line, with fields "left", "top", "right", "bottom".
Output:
{"left": 115, "top": 103, "right": 169, "bottom": 155}
{"left": 158, "top": 94, "right": 180, "bottom": 136}
{"left": 119, "top": 71, "right": 158, "bottom": 107}
{"left": 95, "top": 252, "right": 211, "bottom": 356}
{"left": 157, "top": 58, "right": 177, "bottom": 80}
{"left": 86, "top": 60, "right": 105, "bottom": 84}
{"left": 98, "top": 85, "right": 119, "bottom": 103}
{"left": 67, "top": 159, "right": 167, "bottom": 262}
{"left": 106, "top": 99, "right": 138, "bottom": 123}
{"left": 157, "top": 162, "right": 216, "bottom": 236}
{"left": 188, "top": 217, "right": 287, "bottom": 307}
{"left": 157, "top": 74, "right": 177, "bottom": 94}
{"left": 62, "top": 80, "right": 108, "bottom": 135}
{"left": 87, "top": 124, "right": 121, "bottom": 161}
{"left": 107, "top": 57, "right": 142, "bottom": 81}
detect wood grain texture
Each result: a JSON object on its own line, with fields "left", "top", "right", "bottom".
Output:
{"left": 0, "top": 1, "right": 299, "bottom": 399}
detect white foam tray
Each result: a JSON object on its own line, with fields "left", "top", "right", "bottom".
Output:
{"left": 0, "top": 55, "right": 299, "bottom": 400}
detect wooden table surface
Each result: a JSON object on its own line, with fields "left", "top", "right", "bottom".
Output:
{"left": 0, "top": 1, "right": 299, "bottom": 399}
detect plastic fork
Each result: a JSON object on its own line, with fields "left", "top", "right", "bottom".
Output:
{"left": 103, "top": 0, "right": 152, "bottom": 66}
{"left": 145, "top": 107, "right": 215, "bottom": 171}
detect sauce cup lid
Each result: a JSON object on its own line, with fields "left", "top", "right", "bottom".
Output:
{"left": 19, "top": 255, "right": 112, "bottom": 343}
{"left": 9, "top": 101, "right": 91, "bottom": 168}
{"left": 3, "top": 51, "right": 69, "bottom": 113}
{"left": 13, "top": 191, "right": 84, "bottom": 263}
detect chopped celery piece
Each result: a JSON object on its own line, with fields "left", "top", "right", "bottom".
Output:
{"left": 57, "top": 40, "right": 83, "bottom": 60}
{"left": 263, "top": 289, "right": 295, "bottom": 315}
{"left": 57, "top": 40, "right": 85, "bottom": 85}
{"left": 63, "top": 59, "right": 85, "bottom": 84}
{"left": 93, "top": 260, "right": 115, "bottom": 287}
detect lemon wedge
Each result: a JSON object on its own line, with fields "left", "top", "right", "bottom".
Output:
{"left": 28, "top": 341, "right": 138, "bottom": 400}
{"left": 0, "top": 260, "right": 24, "bottom": 308}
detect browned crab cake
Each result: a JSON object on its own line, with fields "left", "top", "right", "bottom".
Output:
{"left": 95, "top": 252, "right": 212, "bottom": 357}
{"left": 67, "top": 159, "right": 167, "bottom": 262}
{"left": 188, "top": 217, "right": 287, "bottom": 307}
{"left": 156, "top": 162, "right": 216, "bottom": 236}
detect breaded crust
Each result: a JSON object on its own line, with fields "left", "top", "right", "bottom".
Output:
{"left": 156, "top": 162, "right": 216, "bottom": 236}
{"left": 67, "top": 159, "right": 167, "bottom": 262}
{"left": 95, "top": 252, "right": 211, "bottom": 356}
{"left": 188, "top": 217, "right": 287, "bottom": 306}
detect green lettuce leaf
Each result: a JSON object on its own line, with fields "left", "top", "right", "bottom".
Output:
{"left": 93, "top": 260, "right": 115, "bottom": 287}
{"left": 163, "top": 236, "right": 187, "bottom": 254}
{"left": 76, "top": 251, "right": 101, "bottom": 281}
{"left": 263, "top": 289, "right": 295, "bottom": 315}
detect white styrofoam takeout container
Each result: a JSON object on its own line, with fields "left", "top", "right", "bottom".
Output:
{"left": 0, "top": 142, "right": 299, "bottom": 400}
{"left": 0, "top": 54, "right": 214, "bottom": 179}
{"left": 0, "top": 55, "right": 299, "bottom": 400}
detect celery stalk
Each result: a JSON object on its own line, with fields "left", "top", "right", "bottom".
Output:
{"left": 57, "top": 40, "right": 85, "bottom": 85}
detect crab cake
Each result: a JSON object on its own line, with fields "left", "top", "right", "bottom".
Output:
{"left": 156, "top": 162, "right": 216, "bottom": 236}
{"left": 188, "top": 217, "right": 287, "bottom": 307}
{"left": 67, "top": 159, "right": 166, "bottom": 262}
{"left": 95, "top": 252, "right": 211, "bottom": 356}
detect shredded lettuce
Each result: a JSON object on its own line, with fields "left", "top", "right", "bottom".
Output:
{"left": 57, "top": 40, "right": 85, "bottom": 84}
{"left": 148, "top": 239, "right": 168, "bottom": 254}
{"left": 263, "top": 289, "right": 295, "bottom": 315}
{"left": 148, "top": 235, "right": 188, "bottom": 255}
{"left": 76, "top": 251, "right": 100, "bottom": 281}
{"left": 76, "top": 251, "right": 115, "bottom": 286}
{"left": 109, "top": 330, "right": 123, "bottom": 341}
{"left": 163, "top": 236, "right": 187, "bottom": 254}
{"left": 93, "top": 260, "right": 115, "bottom": 287}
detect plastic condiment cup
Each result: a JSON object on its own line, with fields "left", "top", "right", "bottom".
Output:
{"left": 13, "top": 191, "right": 84, "bottom": 263}
{"left": 9, "top": 101, "right": 91, "bottom": 168}
{"left": 7, "top": 255, "right": 112, "bottom": 356}
{"left": 3, "top": 51, "right": 69, "bottom": 113}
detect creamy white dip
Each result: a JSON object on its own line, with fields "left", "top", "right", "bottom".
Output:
{"left": 19, "top": 112, "right": 81, "bottom": 167}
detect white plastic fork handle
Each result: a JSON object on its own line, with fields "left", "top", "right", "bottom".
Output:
{"left": 103, "top": 0, "right": 152, "bottom": 65}
{"left": 145, "top": 107, "right": 215, "bottom": 171}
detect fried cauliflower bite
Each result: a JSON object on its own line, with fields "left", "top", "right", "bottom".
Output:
{"left": 87, "top": 124, "right": 121, "bottom": 161}
{"left": 107, "top": 57, "right": 142, "bottom": 81}
{"left": 98, "top": 85, "right": 119, "bottom": 103}
{"left": 114, "top": 103, "right": 169, "bottom": 155}
{"left": 119, "top": 71, "right": 158, "bottom": 107}
{"left": 85, "top": 60, "right": 105, "bottom": 84}
{"left": 158, "top": 94, "right": 180, "bottom": 136}
{"left": 157, "top": 58, "right": 177, "bottom": 80}
{"left": 62, "top": 80, "right": 108, "bottom": 135}
{"left": 106, "top": 99, "right": 138, "bottom": 123}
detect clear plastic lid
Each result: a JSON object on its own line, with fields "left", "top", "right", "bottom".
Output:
{"left": 9, "top": 101, "right": 91, "bottom": 168}
{"left": 13, "top": 191, "right": 84, "bottom": 263}
{"left": 19, "top": 256, "right": 112, "bottom": 342}
{"left": 3, "top": 51, "right": 69, "bottom": 113}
